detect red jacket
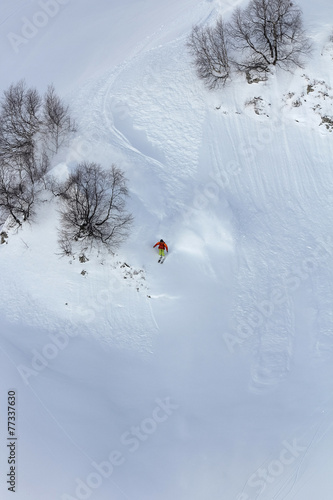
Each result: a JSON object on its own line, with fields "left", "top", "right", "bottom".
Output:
{"left": 154, "top": 241, "right": 168, "bottom": 252}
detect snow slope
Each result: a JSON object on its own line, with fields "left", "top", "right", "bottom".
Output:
{"left": 1, "top": 0, "right": 333, "bottom": 499}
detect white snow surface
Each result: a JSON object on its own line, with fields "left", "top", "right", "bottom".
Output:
{"left": 1, "top": 0, "right": 333, "bottom": 499}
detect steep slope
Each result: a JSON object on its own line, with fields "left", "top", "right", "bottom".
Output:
{"left": 1, "top": 0, "right": 333, "bottom": 499}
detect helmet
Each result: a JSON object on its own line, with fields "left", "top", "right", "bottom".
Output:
{"left": 160, "top": 239, "right": 164, "bottom": 242}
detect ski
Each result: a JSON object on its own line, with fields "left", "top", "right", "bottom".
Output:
{"left": 159, "top": 257, "right": 166, "bottom": 264}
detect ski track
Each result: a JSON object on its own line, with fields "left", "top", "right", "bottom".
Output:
{"left": 0, "top": 212, "right": 157, "bottom": 353}
{"left": 1, "top": 1, "right": 333, "bottom": 498}
{"left": 240, "top": 400, "right": 333, "bottom": 500}
{"left": 201, "top": 90, "right": 333, "bottom": 394}
{"left": 64, "top": 0, "right": 333, "bottom": 401}
{"left": 62, "top": 10, "right": 333, "bottom": 496}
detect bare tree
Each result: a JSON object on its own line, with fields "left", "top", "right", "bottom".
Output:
{"left": 0, "top": 80, "right": 42, "bottom": 165}
{"left": 0, "top": 80, "right": 75, "bottom": 165}
{"left": 58, "top": 162, "right": 133, "bottom": 251}
{"left": 228, "top": 0, "right": 312, "bottom": 75}
{"left": 187, "top": 18, "right": 230, "bottom": 89}
{"left": 0, "top": 159, "right": 38, "bottom": 227}
{"left": 43, "top": 84, "right": 76, "bottom": 154}
{"left": 0, "top": 80, "right": 75, "bottom": 228}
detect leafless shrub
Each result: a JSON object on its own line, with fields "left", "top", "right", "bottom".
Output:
{"left": 187, "top": 18, "right": 230, "bottom": 89}
{"left": 228, "top": 0, "right": 312, "bottom": 76}
{"left": 58, "top": 162, "right": 133, "bottom": 251}
{"left": 0, "top": 80, "right": 75, "bottom": 227}
{"left": 188, "top": 0, "right": 312, "bottom": 88}
{"left": 57, "top": 232, "right": 73, "bottom": 256}
{"left": 0, "top": 159, "right": 39, "bottom": 227}
{"left": 0, "top": 80, "right": 42, "bottom": 166}
{"left": 43, "top": 84, "right": 76, "bottom": 155}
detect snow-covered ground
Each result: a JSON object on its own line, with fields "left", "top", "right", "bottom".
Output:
{"left": 1, "top": 0, "right": 333, "bottom": 499}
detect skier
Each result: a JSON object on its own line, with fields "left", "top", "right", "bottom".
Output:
{"left": 153, "top": 239, "right": 168, "bottom": 262}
